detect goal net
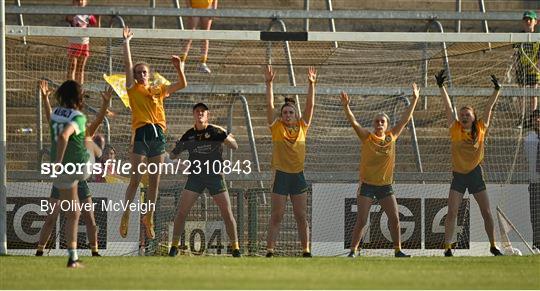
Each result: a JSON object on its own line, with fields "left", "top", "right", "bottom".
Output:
{"left": 4, "top": 27, "right": 538, "bottom": 256}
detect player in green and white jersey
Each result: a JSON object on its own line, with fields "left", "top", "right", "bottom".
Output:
{"left": 47, "top": 79, "right": 97, "bottom": 268}
{"left": 36, "top": 80, "right": 112, "bottom": 258}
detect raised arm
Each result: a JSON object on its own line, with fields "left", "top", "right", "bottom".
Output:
{"left": 123, "top": 27, "right": 135, "bottom": 89}
{"left": 302, "top": 66, "right": 317, "bottom": 126}
{"left": 166, "top": 55, "right": 188, "bottom": 96}
{"left": 264, "top": 65, "right": 277, "bottom": 125}
{"left": 482, "top": 75, "right": 501, "bottom": 128}
{"left": 212, "top": 0, "right": 218, "bottom": 9}
{"left": 86, "top": 86, "right": 114, "bottom": 137}
{"left": 340, "top": 91, "right": 370, "bottom": 140}
{"left": 435, "top": 70, "right": 457, "bottom": 128}
{"left": 391, "top": 83, "right": 420, "bottom": 137}
{"left": 224, "top": 134, "right": 238, "bottom": 150}
{"left": 39, "top": 80, "right": 53, "bottom": 123}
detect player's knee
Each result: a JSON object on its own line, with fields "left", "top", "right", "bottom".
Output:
{"left": 356, "top": 213, "right": 368, "bottom": 226}
{"left": 480, "top": 208, "right": 493, "bottom": 220}
{"left": 86, "top": 221, "right": 98, "bottom": 233}
{"left": 293, "top": 212, "right": 307, "bottom": 224}
{"left": 270, "top": 212, "right": 284, "bottom": 225}
{"left": 387, "top": 213, "right": 399, "bottom": 226}
{"left": 445, "top": 212, "right": 458, "bottom": 224}
{"left": 177, "top": 209, "right": 190, "bottom": 221}
{"left": 65, "top": 210, "right": 81, "bottom": 220}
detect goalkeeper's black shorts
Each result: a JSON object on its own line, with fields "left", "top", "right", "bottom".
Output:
{"left": 358, "top": 183, "right": 394, "bottom": 201}
{"left": 272, "top": 170, "right": 308, "bottom": 196}
{"left": 450, "top": 164, "right": 486, "bottom": 194}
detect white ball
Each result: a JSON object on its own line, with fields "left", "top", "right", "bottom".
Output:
{"left": 503, "top": 246, "right": 522, "bottom": 256}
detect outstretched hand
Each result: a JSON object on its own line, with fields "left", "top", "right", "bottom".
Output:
{"left": 490, "top": 75, "right": 501, "bottom": 91}
{"left": 307, "top": 66, "right": 317, "bottom": 84}
{"left": 101, "top": 86, "right": 116, "bottom": 117}
{"left": 411, "top": 82, "right": 419, "bottom": 101}
{"left": 340, "top": 91, "right": 350, "bottom": 106}
{"left": 38, "top": 80, "right": 53, "bottom": 100}
{"left": 171, "top": 55, "right": 184, "bottom": 71}
{"left": 435, "top": 70, "right": 446, "bottom": 88}
{"left": 123, "top": 26, "right": 134, "bottom": 42}
{"left": 101, "top": 86, "right": 114, "bottom": 105}
{"left": 264, "top": 65, "right": 276, "bottom": 84}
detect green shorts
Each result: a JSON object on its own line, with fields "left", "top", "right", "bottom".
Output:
{"left": 184, "top": 174, "right": 228, "bottom": 196}
{"left": 132, "top": 124, "right": 166, "bottom": 158}
{"left": 272, "top": 170, "right": 308, "bottom": 196}
{"left": 359, "top": 183, "right": 394, "bottom": 200}
{"left": 50, "top": 180, "right": 91, "bottom": 200}
{"left": 450, "top": 165, "right": 486, "bottom": 194}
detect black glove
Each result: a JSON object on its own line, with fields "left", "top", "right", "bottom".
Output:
{"left": 490, "top": 75, "right": 501, "bottom": 91}
{"left": 435, "top": 70, "right": 446, "bottom": 88}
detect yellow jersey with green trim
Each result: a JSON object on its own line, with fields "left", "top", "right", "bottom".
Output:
{"left": 270, "top": 119, "right": 308, "bottom": 173}
{"left": 127, "top": 83, "right": 168, "bottom": 133}
{"left": 360, "top": 131, "right": 396, "bottom": 186}
{"left": 450, "top": 120, "right": 486, "bottom": 174}
{"left": 190, "top": 0, "right": 213, "bottom": 8}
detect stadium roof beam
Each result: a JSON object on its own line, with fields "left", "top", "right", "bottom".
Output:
{"left": 5, "top": 5, "right": 527, "bottom": 21}
{"left": 6, "top": 26, "right": 540, "bottom": 43}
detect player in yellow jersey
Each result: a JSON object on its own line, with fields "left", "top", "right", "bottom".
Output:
{"left": 180, "top": 0, "right": 218, "bottom": 74}
{"left": 119, "top": 27, "right": 187, "bottom": 240}
{"left": 264, "top": 65, "right": 317, "bottom": 257}
{"left": 435, "top": 70, "right": 504, "bottom": 256}
{"left": 341, "top": 84, "right": 419, "bottom": 258}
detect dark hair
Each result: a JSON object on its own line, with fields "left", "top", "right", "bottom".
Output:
{"left": 55, "top": 80, "right": 84, "bottom": 110}
{"left": 460, "top": 106, "right": 478, "bottom": 141}
{"left": 280, "top": 97, "right": 296, "bottom": 113}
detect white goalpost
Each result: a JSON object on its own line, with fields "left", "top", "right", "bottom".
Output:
{"left": 2, "top": 26, "right": 539, "bottom": 256}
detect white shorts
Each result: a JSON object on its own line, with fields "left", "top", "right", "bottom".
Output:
{"left": 52, "top": 149, "right": 95, "bottom": 190}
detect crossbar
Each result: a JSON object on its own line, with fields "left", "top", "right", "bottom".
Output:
{"left": 6, "top": 26, "right": 540, "bottom": 43}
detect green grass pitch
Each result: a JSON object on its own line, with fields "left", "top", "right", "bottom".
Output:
{"left": 1, "top": 255, "right": 539, "bottom": 289}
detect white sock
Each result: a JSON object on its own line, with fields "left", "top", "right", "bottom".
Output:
{"left": 68, "top": 249, "right": 79, "bottom": 261}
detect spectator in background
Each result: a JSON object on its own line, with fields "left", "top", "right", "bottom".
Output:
{"left": 513, "top": 10, "right": 539, "bottom": 126}
{"left": 180, "top": 0, "right": 218, "bottom": 74}
{"left": 523, "top": 110, "right": 540, "bottom": 252}
{"left": 66, "top": 0, "right": 101, "bottom": 85}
